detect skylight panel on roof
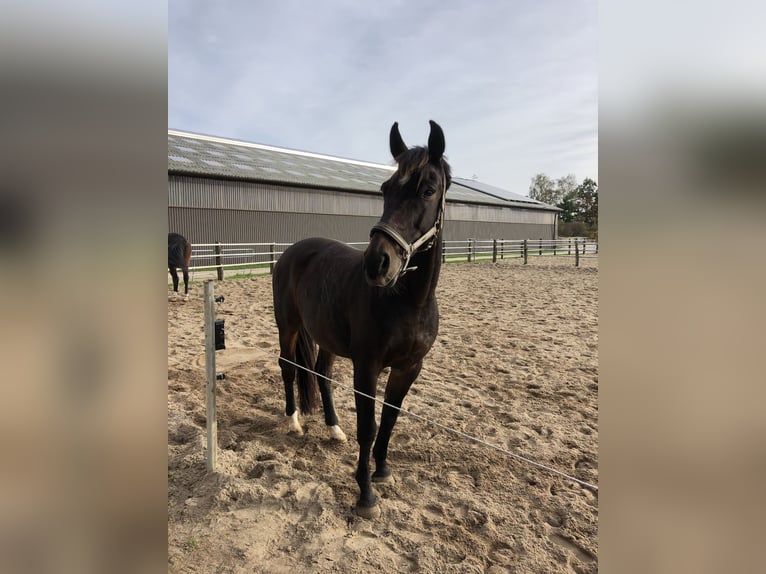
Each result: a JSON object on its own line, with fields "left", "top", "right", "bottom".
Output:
{"left": 207, "top": 150, "right": 225, "bottom": 157}
{"left": 202, "top": 159, "right": 224, "bottom": 167}
{"left": 169, "top": 155, "right": 192, "bottom": 163}
{"left": 233, "top": 163, "right": 254, "bottom": 170}
{"left": 174, "top": 145, "right": 197, "bottom": 153}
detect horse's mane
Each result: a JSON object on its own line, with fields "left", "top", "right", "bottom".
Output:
{"left": 394, "top": 146, "right": 451, "bottom": 190}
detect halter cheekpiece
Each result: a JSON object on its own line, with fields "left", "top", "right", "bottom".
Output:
{"left": 370, "top": 176, "right": 447, "bottom": 279}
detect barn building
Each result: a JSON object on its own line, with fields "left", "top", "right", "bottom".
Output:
{"left": 168, "top": 129, "right": 559, "bottom": 245}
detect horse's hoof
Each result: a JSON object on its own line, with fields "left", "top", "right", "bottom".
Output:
{"left": 287, "top": 411, "right": 303, "bottom": 435}
{"left": 355, "top": 503, "right": 381, "bottom": 519}
{"left": 329, "top": 425, "right": 347, "bottom": 442}
{"left": 372, "top": 473, "right": 393, "bottom": 484}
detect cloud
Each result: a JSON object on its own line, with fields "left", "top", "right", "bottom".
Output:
{"left": 169, "top": 0, "right": 598, "bottom": 193}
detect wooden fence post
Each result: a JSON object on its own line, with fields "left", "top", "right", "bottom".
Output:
{"left": 575, "top": 239, "right": 580, "bottom": 267}
{"left": 539, "top": 238, "right": 542, "bottom": 256}
{"left": 468, "top": 238, "right": 473, "bottom": 263}
{"left": 204, "top": 280, "right": 218, "bottom": 472}
{"left": 523, "top": 239, "right": 528, "bottom": 264}
{"left": 492, "top": 239, "right": 497, "bottom": 263}
{"left": 215, "top": 242, "right": 223, "bottom": 281}
{"left": 500, "top": 239, "right": 504, "bottom": 260}
{"left": 568, "top": 238, "right": 572, "bottom": 256}
{"left": 553, "top": 239, "right": 557, "bottom": 257}
{"left": 269, "top": 243, "right": 276, "bottom": 274}
{"left": 442, "top": 239, "right": 446, "bottom": 263}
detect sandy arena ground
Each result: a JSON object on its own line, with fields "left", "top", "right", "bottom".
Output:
{"left": 168, "top": 256, "right": 598, "bottom": 573}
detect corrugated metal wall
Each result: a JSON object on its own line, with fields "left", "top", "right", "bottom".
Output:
{"left": 168, "top": 175, "right": 557, "bottom": 244}
{"left": 169, "top": 207, "right": 555, "bottom": 244}
{"left": 168, "top": 208, "right": 378, "bottom": 244}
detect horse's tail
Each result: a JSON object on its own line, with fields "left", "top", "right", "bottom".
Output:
{"left": 295, "top": 326, "right": 319, "bottom": 414}
{"left": 183, "top": 240, "right": 192, "bottom": 269}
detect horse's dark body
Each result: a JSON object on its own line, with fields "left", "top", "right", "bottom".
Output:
{"left": 272, "top": 121, "right": 451, "bottom": 517}
{"left": 168, "top": 232, "right": 192, "bottom": 297}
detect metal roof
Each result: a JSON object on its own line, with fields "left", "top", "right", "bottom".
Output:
{"left": 168, "top": 130, "right": 559, "bottom": 211}
{"left": 452, "top": 177, "right": 553, "bottom": 207}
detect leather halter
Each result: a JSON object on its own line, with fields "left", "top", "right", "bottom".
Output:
{"left": 369, "top": 176, "right": 447, "bottom": 279}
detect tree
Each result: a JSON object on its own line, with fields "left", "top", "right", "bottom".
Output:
{"left": 557, "top": 194, "right": 578, "bottom": 223}
{"left": 530, "top": 173, "right": 580, "bottom": 207}
{"left": 573, "top": 178, "right": 598, "bottom": 228}
{"left": 528, "top": 173, "right": 558, "bottom": 205}
{"left": 556, "top": 177, "right": 598, "bottom": 237}
{"left": 556, "top": 174, "right": 578, "bottom": 200}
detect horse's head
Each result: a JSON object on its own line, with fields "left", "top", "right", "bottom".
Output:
{"left": 364, "top": 120, "right": 451, "bottom": 287}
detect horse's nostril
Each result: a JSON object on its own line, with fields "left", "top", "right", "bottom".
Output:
{"left": 364, "top": 251, "right": 389, "bottom": 281}
{"left": 378, "top": 252, "right": 389, "bottom": 275}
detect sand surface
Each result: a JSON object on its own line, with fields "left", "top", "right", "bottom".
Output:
{"left": 168, "top": 256, "right": 598, "bottom": 573}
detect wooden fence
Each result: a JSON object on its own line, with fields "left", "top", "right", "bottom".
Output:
{"left": 184, "top": 238, "right": 598, "bottom": 280}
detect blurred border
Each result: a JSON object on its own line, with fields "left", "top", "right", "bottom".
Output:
{"left": 1, "top": 2, "right": 167, "bottom": 573}
{"left": 3, "top": 0, "right": 765, "bottom": 572}
{"left": 600, "top": 0, "right": 766, "bottom": 571}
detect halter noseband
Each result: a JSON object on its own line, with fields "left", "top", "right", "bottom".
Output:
{"left": 369, "top": 177, "right": 447, "bottom": 278}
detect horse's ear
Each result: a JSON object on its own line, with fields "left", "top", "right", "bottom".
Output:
{"left": 427, "top": 120, "right": 445, "bottom": 163}
{"left": 390, "top": 122, "right": 407, "bottom": 159}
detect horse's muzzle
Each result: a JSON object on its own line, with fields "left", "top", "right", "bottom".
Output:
{"left": 363, "top": 233, "right": 402, "bottom": 287}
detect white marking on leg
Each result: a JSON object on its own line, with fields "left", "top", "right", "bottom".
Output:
{"left": 287, "top": 410, "right": 303, "bottom": 435}
{"left": 328, "top": 425, "right": 347, "bottom": 442}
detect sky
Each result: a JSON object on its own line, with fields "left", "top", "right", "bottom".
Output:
{"left": 168, "top": 0, "right": 597, "bottom": 197}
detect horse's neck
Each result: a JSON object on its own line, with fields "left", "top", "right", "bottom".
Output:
{"left": 401, "top": 236, "right": 442, "bottom": 307}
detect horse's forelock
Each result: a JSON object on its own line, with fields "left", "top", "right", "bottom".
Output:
{"left": 395, "top": 147, "right": 451, "bottom": 190}
{"left": 395, "top": 147, "right": 430, "bottom": 187}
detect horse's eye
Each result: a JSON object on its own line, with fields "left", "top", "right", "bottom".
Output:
{"left": 420, "top": 187, "right": 436, "bottom": 198}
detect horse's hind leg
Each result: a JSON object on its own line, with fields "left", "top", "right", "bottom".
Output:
{"left": 372, "top": 360, "right": 422, "bottom": 483}
{"left": 181, "top": 265, "right": 190, "bottom": 298}
{"left": 169, "top": 267, "right": 179, "bottom": 297}
{"left": 182, "top": 242, "right": 192, "bottom": 297}
{"left": 315, "top": 348, "right": 347, "bottom": 442}
{"left": 277, "top": 330, "right": 303, "bottom": 435}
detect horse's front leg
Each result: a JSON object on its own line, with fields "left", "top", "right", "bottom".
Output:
{"left": 372, "top": 360, "right": 422, "bottom": 483}
{"left": 353, "top": 360, "right": 381, "bottom": 518}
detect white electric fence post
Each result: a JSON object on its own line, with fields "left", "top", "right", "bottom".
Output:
{"left": 204, "top": 280, "right": 217, "bottom": 472}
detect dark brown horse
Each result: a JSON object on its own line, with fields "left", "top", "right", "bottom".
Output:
{"left": 272, "top": 120, "right": 451, "bottom": 518}
{"left": 168, "top": 232, "right": 192, "bottom": 299}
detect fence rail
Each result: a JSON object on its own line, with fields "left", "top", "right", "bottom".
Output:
{"left": 183, "top": 237, "right": 598, "bottom": 280}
